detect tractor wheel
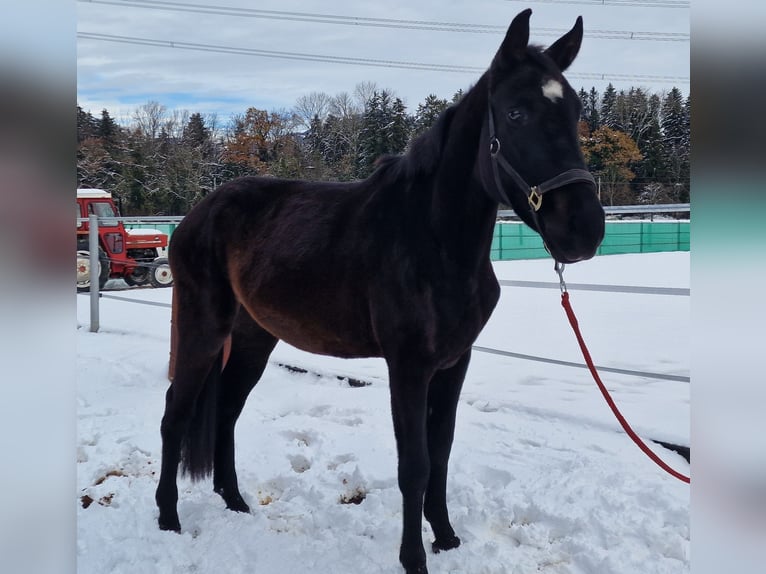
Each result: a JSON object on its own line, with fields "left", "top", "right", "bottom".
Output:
{"left": 77, "top": 248, "right": 110, "bottom": 292}
{"left": 124, "top": 266, "right": 150, "bottom": 287}
{"left": 149, "top": 257, "right": 173, "bottom": 288}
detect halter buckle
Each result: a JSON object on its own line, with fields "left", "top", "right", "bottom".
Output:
{"left": 528, "top": 187, "right": 543, "bottom": 211}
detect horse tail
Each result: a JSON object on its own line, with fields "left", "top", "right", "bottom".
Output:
{"left": 179, "top": 349, "right": 222, "bottom": 480}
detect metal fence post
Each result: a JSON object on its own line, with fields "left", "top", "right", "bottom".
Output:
{"left": 89, "top": 214, "right": 100, "bottom": 332}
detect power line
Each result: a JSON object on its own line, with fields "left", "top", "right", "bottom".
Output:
{"left": 506, "top": 0, "right": 689, "bottom": 7}
{"left": 78, "top": 0, "right": 689, "bottom": 42}
{"left": 77, "top": 32, "right": 481, "bottom": 73}
{"left": 77, "top": 31, "right": 690, "bottom": 83}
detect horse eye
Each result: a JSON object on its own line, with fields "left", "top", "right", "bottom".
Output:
{"left": 507, "top": 109, "right": 524, "bottom": 122}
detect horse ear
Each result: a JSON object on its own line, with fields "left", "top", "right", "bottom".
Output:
{"left": 495, "top": 9, "right": 532, "bottom": 65}
{"left": 544, "top": 16, "right": 584, "bottom": 72}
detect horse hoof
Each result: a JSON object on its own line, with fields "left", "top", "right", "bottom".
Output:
{"left": 158, "top": 517, "right": 181, "bottom": 532}
{"left": 226, "top": 500, "right": 251, "bottom": 514}
{"left": 404, "top": 566, "right": 428, "bottom": 574}
{"left": 432, "top": 535, "right": 461, "bottom": 553}
{"left": 215, "top": 486, "right": 251, "bottom": 513}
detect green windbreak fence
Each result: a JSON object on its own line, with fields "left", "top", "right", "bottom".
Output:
{"left": 125, "top": 223, "right": 180, "bottom": 239}
{"left": 490, "top": 220, "right": 690, "bottom": 260}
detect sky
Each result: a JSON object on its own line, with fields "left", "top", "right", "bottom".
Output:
{"left": 76, "top": 0, "right": 689, "bottom": 125}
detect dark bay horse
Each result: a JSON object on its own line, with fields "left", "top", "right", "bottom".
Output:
{"left": 156, "top": 9, "right": 605, "bottom": 574}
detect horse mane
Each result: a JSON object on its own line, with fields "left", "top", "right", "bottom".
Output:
{"left": 365, "top": 104, "right": 458, "bottom": 189}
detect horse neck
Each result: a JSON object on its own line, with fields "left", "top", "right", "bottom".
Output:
{"left": 430, "top": 74, "right": 498, "bottom": 265}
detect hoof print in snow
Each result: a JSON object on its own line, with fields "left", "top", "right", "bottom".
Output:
{"left": 339, "top": 489, "right": 366, "bottom": 505}
{"left": 80, "top": 493, "right": 114, "bottom": 508}
{"left": 289, "top": 454, "right": 312, "bottom": 473}
{"left": 281, "top": 430, "right": 314, "bottom": 447}
{"left": 338, "top": 375, "right": 371, "bottom": 388}
{"left": 258, "top": 493, "right": 274, "bottom": 506}
{"left": 93, "top": 469, "right": 126, "bottom": 485}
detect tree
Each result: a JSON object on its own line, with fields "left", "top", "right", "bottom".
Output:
{"left": 581, "top": 125, "right": 642, "bottom": 205}
{"left": 77, "top": 106, "right": 99, "bottom": 143}
{"left": 329, "top": 91, "right": 361, "bottom": 118}
{"left": 354, "top": 81, "right": 379, "bottom": 109}
{"left": 614, "top": 87, "right": 655, "bottom": 147}
{"left": 223, "top": 107, "right": 300, "bottom": 177}
{"left": 390, "top": 97, "right": 412, "bottom": 153}
{"left": 633, "top": 93, "right": 670, "bottom": 202}
{"left": 133, "top": 100, "right": 166, "bottom": 140}
{"left": 600, "top": 83, "right": 618, "bottom": 129}
{"left": 413, "top": 94, "right": 449, "bottom": 137}
{"left": 357, "top": 91, "right": 389, "bottom": 177}
{"left": 588, "top": 87, "right": 601, "bottom": 130}
{"left": 98, "top": 109, "right": 120, "bottom": 150}
{"left": 294, "top": 91, "right": 332, "bottom": 130}
{"left": 356, "top": 90, "right": 412, "bottom": 177}
{"left": 183, "top": 112, "right": 209, "bottom": 148}
{"left": 661, "top": 87, "right": 690, "bottom": 202}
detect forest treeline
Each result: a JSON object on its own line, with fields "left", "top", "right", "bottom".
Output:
{"left": 77, "top": 82, "right": 689, "bottom": 215}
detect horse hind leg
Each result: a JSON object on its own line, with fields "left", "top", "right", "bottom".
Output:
{"left": 155, "top": 282, "right": 237, "bottom": 532}
{"left": 213, "top": 310, "right": 278, "bottom": 512}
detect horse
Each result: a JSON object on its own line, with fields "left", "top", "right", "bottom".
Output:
{"left": 155, "top": 9, "right": 605, "bottom": 574}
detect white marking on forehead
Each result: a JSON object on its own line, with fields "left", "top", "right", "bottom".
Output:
{"left": 542, "top": 79, "right": 564, "bottom": 102}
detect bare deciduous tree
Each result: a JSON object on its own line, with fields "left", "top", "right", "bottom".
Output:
{"left": 294, "top": 92, "right": 332, "bottom": 129}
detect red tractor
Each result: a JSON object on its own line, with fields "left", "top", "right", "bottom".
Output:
{"left": 76, "top": 189, "right": 173, "bottom": 291}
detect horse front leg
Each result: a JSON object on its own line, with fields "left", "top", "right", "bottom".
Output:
{"left": 424, "top": 350, "right": 471, "bottom": 553}
{"left": 388, "top": 360, "right": 433, "bottom": 574}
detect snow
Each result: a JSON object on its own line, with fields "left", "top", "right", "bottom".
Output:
{"left": 77, "top": 252, "right": 690, "bottom": 574}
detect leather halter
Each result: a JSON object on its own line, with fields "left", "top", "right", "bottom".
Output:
{"left": 485, "top": 96, "right": 596, "bottom": 217}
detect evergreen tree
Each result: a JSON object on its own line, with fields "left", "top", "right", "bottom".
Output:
{"left": 77, "top": 106, "right": 98, "bottom": 143}
{"left": 617, "top": 87, "right": 653, "bottom": 145}
{"left": 389, "top": 97, "right": 412, "bottom": 154}
{"left": 77, "top": 107, "right": 122, "bottom": 191}
{"left": 183, "top": 112, "right": 210, "bottom": 148}
{"left": 661, "top": 87, "right": 690, "bottom": 202}
{"left": 356, "top": 90, "right": 411, "bottom": 177}
{"left": 578, "top": 87, "right": 600, "bottom": 131}
{"left": 600, "top": 83, "right": 618, "bottom": 129}
{"left": 357, "top": 91, "right": 387, "bottom": 177}
{"left": 577, "top": 87, "right": 589, "bottom": 121}
{"left": 413, "top": 94, "right": 449, "bottom": 138}
{"left": 587, "top": 87, "right": 601, "bottom": 131}
{"left": 634, "top": 94, "right": 669, "bottom": 203}
{"left": 98, "top": 109, "right": 120, "bottom": 150}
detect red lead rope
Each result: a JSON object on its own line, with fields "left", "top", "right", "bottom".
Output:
{"left": 560, "top": 290, "right": 691, "bottom": 484}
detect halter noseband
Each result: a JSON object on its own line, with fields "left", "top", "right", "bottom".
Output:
{"left": 486, "top": 97, "right": 596, "bottom": 214}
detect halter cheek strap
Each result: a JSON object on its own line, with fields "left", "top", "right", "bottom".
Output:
{"left": 486, "top": 98, "right": 596, "bottom": 213}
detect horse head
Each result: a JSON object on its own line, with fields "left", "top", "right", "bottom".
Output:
{"left": 481, "top": 9, "right": 605, "bottom": 264}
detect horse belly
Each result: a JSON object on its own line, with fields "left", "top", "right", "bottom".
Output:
{"left": 238, "top": 295, "right": 381, "bottom": 359}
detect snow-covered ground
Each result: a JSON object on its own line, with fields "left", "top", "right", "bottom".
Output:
{"left": 76, "top": 252, "right": 690, "bottom": 574}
